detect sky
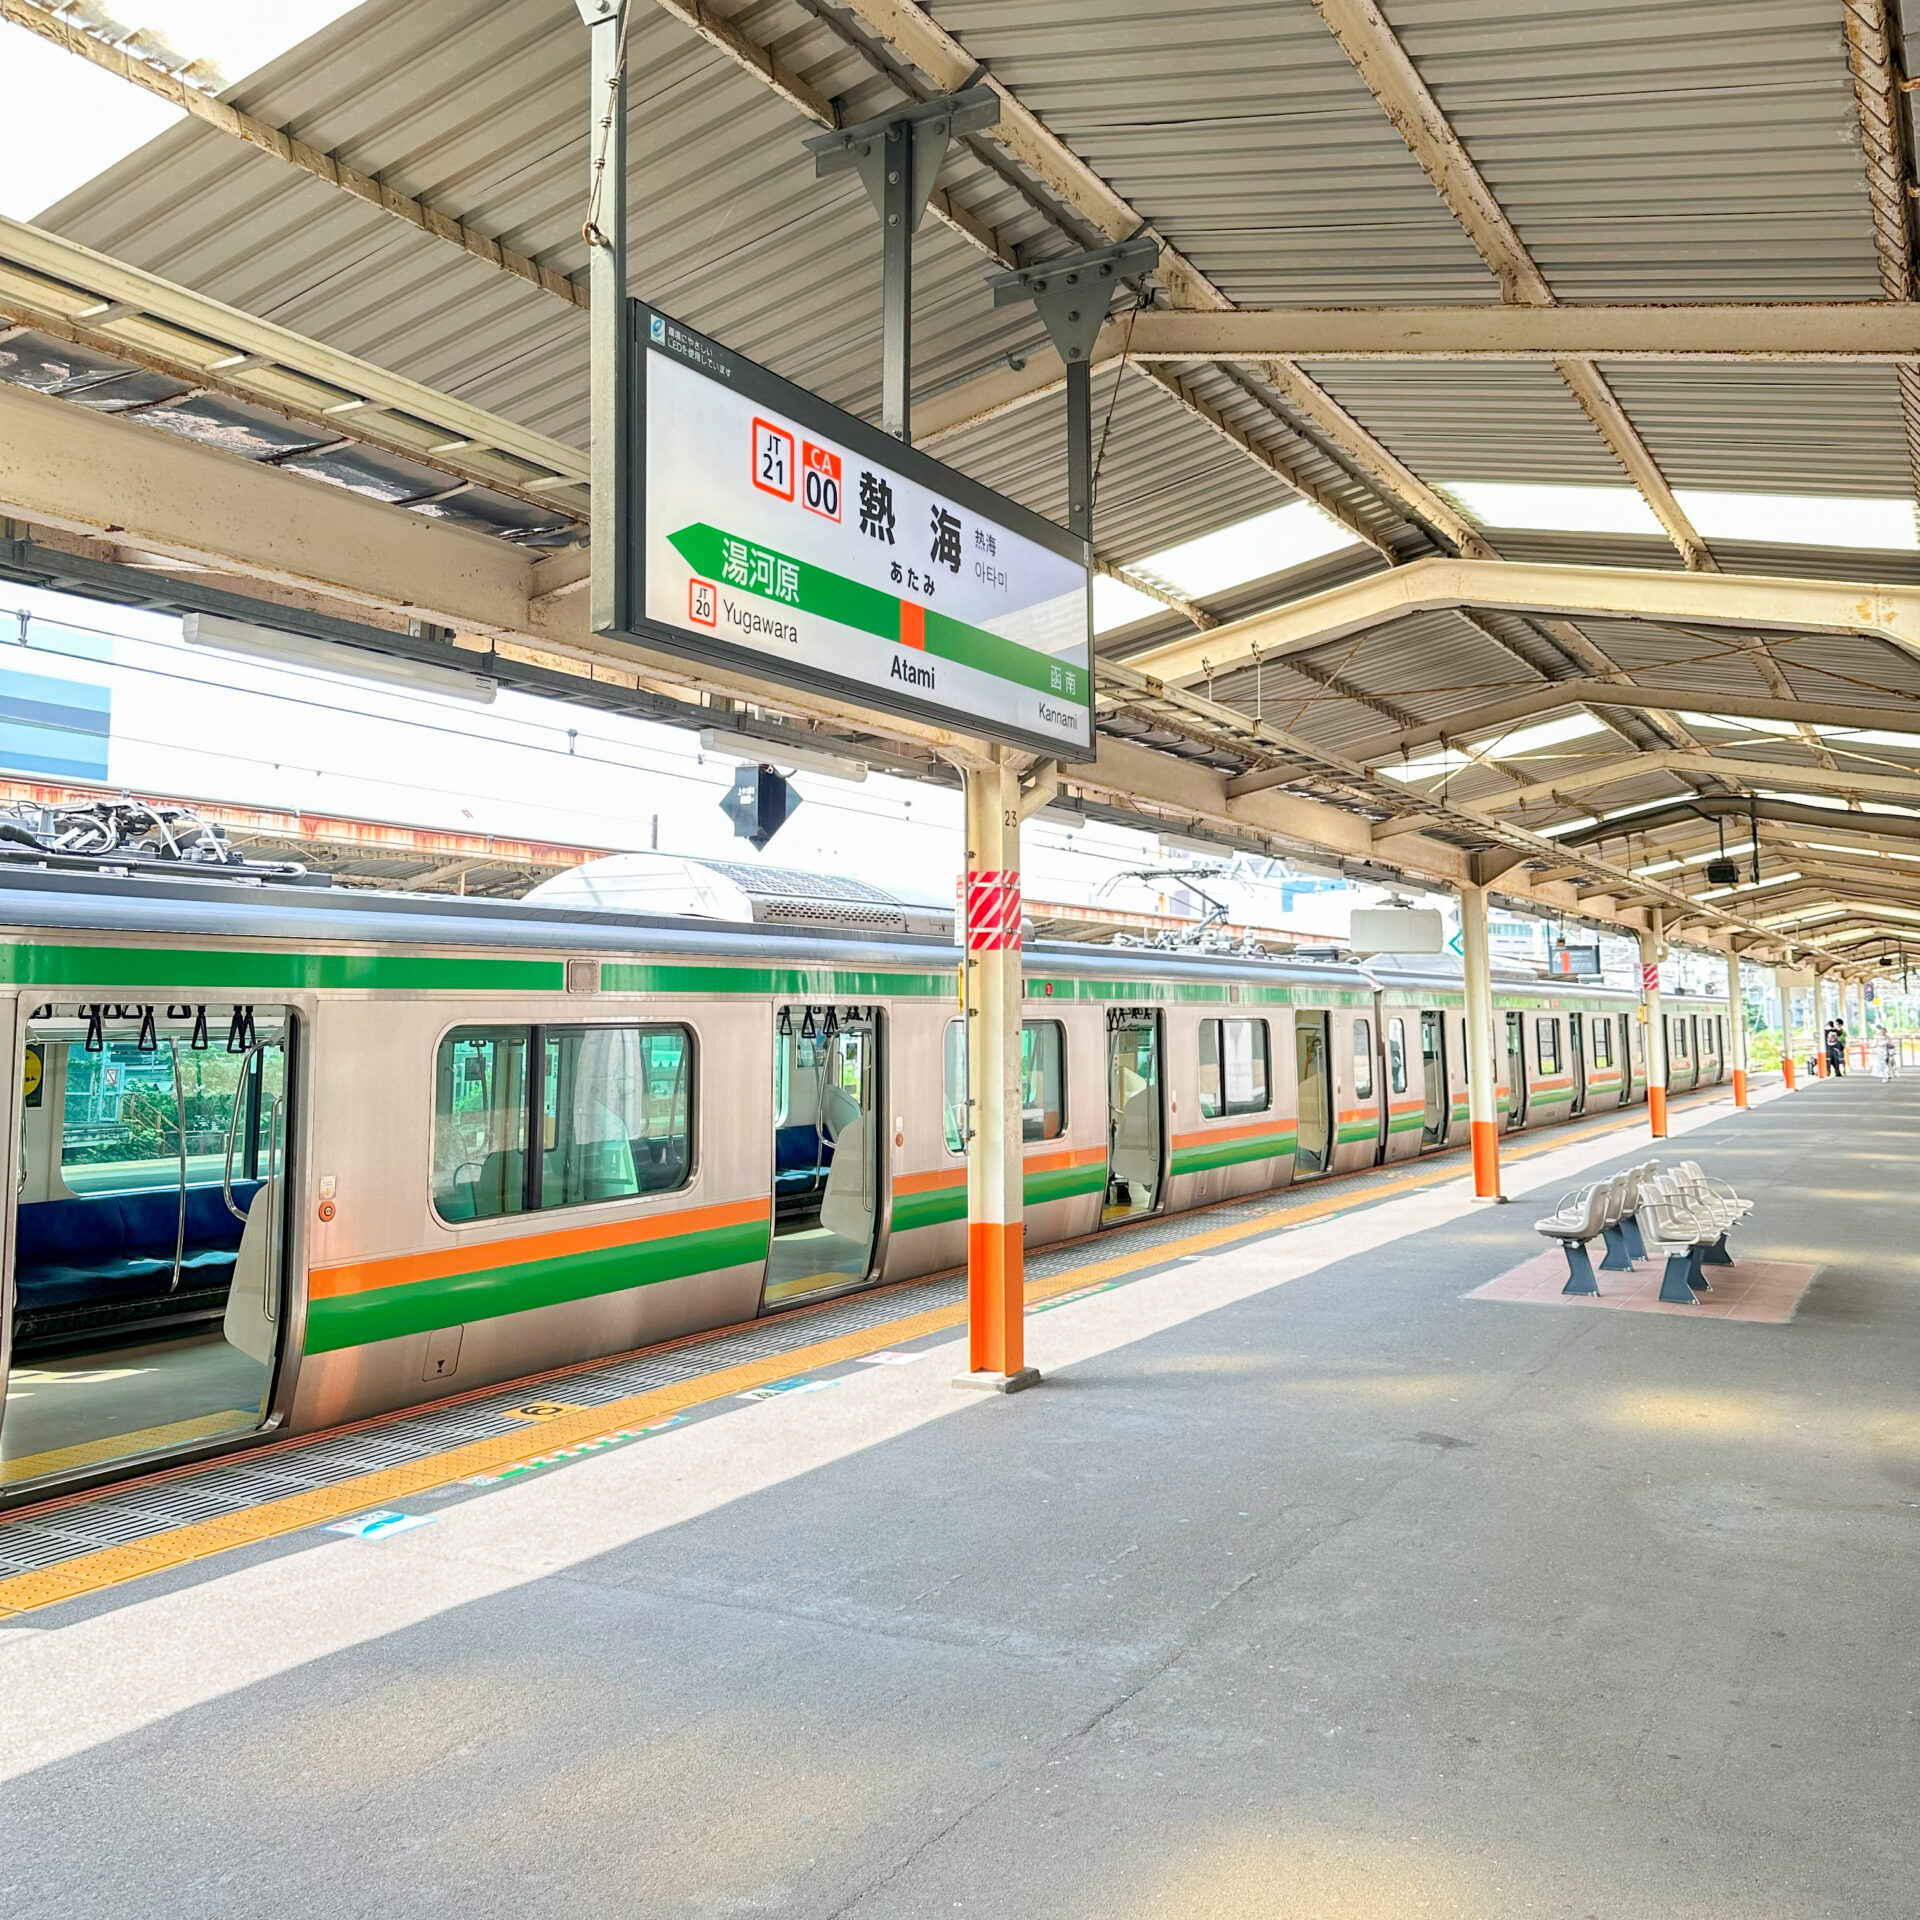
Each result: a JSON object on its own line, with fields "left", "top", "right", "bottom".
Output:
{"left": 0, "top": 4, "right": 364, "bottom": 220}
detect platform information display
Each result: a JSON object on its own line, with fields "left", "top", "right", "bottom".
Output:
{"left": 616, "top": 303, "right": 1093, "bottom": 760}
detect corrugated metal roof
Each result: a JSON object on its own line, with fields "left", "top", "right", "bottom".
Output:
{"left": 12, "top": 0, "right": 1920, "bottom": 936}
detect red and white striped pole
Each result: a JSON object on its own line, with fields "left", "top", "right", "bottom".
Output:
{"left": 1641, "top": 915, "right": 1669, "bottom": 1139}
{"left": 956, "top": 756, "right": 1038, "bottom": 1392}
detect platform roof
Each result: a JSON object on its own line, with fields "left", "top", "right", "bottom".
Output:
{"left": 5, "top": 0, "right": 1920, "bottom": 967}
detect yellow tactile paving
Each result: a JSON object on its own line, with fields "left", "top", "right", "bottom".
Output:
{"left": 0, "top": 1091, "right": 1717, "bottom": 1620}
{"left": 0, "top": 1406, "right": 259, "bottom": 1486}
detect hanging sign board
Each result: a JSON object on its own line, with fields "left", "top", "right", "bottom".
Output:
{"left": 1551, "top": 943, "right": 1602, "bottom": 978}
{"left": 612, "top": 303, "right": 1093, "bottom": 760}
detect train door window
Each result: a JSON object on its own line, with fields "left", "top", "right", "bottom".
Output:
{"left": 1591, "top": 1019, "right": 1612, "bottom": 1069}
{"left": 1294, "top": 1013, "right": 1332, "bottom": 1175}
{"left": 766, "top": 1006, "right": 880, "bottom": 1307}
{"left": 1621, "top": 1015, "right": 1637, "bottom": 1105}
{"left": 1419, "top": 1011, "right": 1447, "bottom": 1147}
{"left": 4, "top": 1003, "right": 292, "bottom": 1494}
{"left": 1198, "top": 1019, "right": 1270, "bottom": 1118}
{"left": 1105, "top": 1012, "right": 1163, "bottom": 1223}
{"left": 1352, "top": 1018, "right": 1374, "bottom": 1099}
{"left": 1537, "top": 1018, "right": 1561, "bottom": 1075}
{"left": 1670, "top": 1018, "right": 1689, "bottom": 1062}
{"left": 1387, "top": 1018, "right": 1408, "bottom": 1095}
{"left": 1504, "top": 1012, "right": 1527, "bottom": 1128}
{"left": 1568, "top": 1013, "right": 1586, "bottom": 1115}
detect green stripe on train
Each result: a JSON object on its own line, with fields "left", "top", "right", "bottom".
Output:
{"left": 886, "top": 1159, "right": 1111, "bottom": 1235}
{"left": 304, "top": 1215, "right": 771, "bottom": 1352}
{"left": 1169, "top": 1131, "right": 1295, "bottom": 1176}
{"left": 601, "top": 962, "right": 955, "bottom": 997}
{"left": 0, "top": 943, "right": 562, "bottom": 993}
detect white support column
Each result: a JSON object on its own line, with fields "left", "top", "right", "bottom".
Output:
{"left": 956, "top": 753, "right": 1036, "bottom": 1392}
{"left": 1640, "top": 913, "right": 1669, "bottom": 1138}
{"left": 1459, "top": 882, "right": 1503, "bottom": 1200}
{"left": 1773, "top": 966, "right": 1798, "bottom": 1092}
{"left": 1724, "top": 943, "right": 1749, "bottom": 1108}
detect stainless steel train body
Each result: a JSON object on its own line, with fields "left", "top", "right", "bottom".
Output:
{"left": 0, "top": 873, "right": 1730, "bottom": 1504}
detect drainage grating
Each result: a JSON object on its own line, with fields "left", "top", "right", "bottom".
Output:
{"left": 0, "top": 1088, "right": 1710, "bottom": 1583}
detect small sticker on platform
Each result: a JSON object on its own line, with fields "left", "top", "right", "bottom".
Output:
{"left": 736, "top": 1378, "right": 839, "bottom": 1402}
{"left": 324, "top": 1510, "right": 436, "bottom": 1539}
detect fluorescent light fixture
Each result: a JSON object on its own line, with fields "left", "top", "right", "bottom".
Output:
{"left": 1535, "top": 814, "right": 1599, "bottom": 838}
{"left": 1447, "top": 481, "right": 1920, "bottom": 554}
{"left": 697, "top": 727, "right": 866, "bottom": 783}
{"left": 181, "top": 610, "right": 497, "bottom": 703}
{"left": 1093, "top": 500, "right": 1364, "bottom": 635}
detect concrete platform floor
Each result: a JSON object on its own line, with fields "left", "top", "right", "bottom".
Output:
{"left": 1, "top": 1077, "right": 1915, "bottom": 1917}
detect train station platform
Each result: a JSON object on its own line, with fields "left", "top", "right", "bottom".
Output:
{"left": 2, "top": 1071, "right": 1914, "bottom": 1916}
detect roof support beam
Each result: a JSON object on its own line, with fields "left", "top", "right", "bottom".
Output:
{"left": 1483, "top": 750, "right": 1920, "bottom": 813}
{"left": 818, "top": 0, "right": 1485, "bottom": 557}
{"left": 1093, "top": 305, "right": 1920, "bottom": 364}
{"left": 1345, "top": 679, "right": 1920, "bottom": 765}
{"left": 1308, "top": 0, "right": 1714, "bottom": 571}
{"left": 1126, "top": 556, "right": 1920, "bottom": 684}
{"left": 1841, "top": 0, "right": 1920, "bottom": 501}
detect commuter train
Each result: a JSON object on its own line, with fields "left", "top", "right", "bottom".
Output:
{"left": 0, "top": 864, "right": 1733, "bottom": 1504}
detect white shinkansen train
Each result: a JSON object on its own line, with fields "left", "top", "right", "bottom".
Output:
{"left": 0, "top": 864, "right": 1732, "bottom": 1505}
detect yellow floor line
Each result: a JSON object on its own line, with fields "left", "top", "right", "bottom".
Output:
{"left": 0, "top": 1407, "right": 259, "bottom": 1486}
{"left": 0, "top": 1091, "right": 1704, "bottom": 1620}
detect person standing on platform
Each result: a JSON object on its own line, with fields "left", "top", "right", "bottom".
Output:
{"left": 1877, "top": 1030, "right": 1898, "bottom": 1081}
{"left": 1825, "top": 1022, "right": 1846, "bottom": 1077}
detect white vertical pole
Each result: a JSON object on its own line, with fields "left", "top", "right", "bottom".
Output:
{"left": 583, "top": 0, "right": 627, "bottom": 640}
{"left": 1724, "top": 942, "right": 1748, "bottom": 1108}
{"left": 1773, "top": 965, "right": 1797, "bottom": 1091}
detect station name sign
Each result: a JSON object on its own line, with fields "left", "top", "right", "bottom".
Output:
{"left": 611, "top": 303, "right": 1093, "bottom": 761}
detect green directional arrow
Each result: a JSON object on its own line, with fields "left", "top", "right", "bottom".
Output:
{"left": 667, "top": 521, "right": 1087, "bottom": 707}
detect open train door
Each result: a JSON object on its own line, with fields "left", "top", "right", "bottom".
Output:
{"left": 2, "top": 1001, "right": 293, "bottom": 1499}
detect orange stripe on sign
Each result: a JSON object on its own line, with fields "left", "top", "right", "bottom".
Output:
{"left": 899, "top": 601, "right": 926, "bottom": 649}
{"left": 309, "top": 1196, "right": 770, "bottom": 1300}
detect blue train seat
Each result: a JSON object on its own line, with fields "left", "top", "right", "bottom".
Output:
{"left": 13, "top": 1182, "right": 263, "bottom": 1316}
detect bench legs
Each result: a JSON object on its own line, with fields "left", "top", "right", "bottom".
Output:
{"left": 1599, "top": 1223, "right": 1636, "bottom": 1271}
{"left": 1621, "top": 1214, "right": 1648, "bottom": 1262}
{"left": 1658, "top": 1249, "right": 1707, "bottom": 1304}
{"left": 1559, "top": 1238, "right": 1600, "bottom": 1295}
{"left": 1700, "top": 1232, "right": 1733, "bottom": 1267}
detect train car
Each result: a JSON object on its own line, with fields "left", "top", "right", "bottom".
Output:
{"left": 0, "top": 865, "right": 1727, "bottom": 1506}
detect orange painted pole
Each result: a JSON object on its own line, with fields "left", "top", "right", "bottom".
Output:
{"left": 1641, "top": 917, "right": 1669, "bottom": 1139}
{"left": 957, "top": 755, "right": 1037, "bottom": 1392}
{"left": 1460, "top": 880, "right": 1504, "bottom": 1202}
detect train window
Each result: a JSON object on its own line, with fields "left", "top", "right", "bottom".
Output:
{"left": 1670, "top": 1018, "right": 1689, "bottom": 1060}
{"left": 434, "top": 1028, "right": 533, "bottom": 1221}
{"left": 434, "top": 1024, "right": 692, "bottom": 1223}
{"left": 943, "top": 1019, "right": 1069, "bottom": 1149}
{"left": 1021, "top": 1022, "right": 1067, "bottom": 1141}
{"left": 1537, "top": 1018, "right": 1560, "bottom": 1074}
{"left": 1592, "top": 1020, "right": 1612, "bottom": 1068}
{"left": 1352, "top": 1018, "right": 1374, "bottom": 1099}
{"left": 1199, "top": 1019, "right": 1270, "bottom": 1117}
{"left": 541, "top": 1026, "right": 693, "bottom": 1207}
{"left": 1387, "top": 1017, "right": 1407, "bottom": 1094}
